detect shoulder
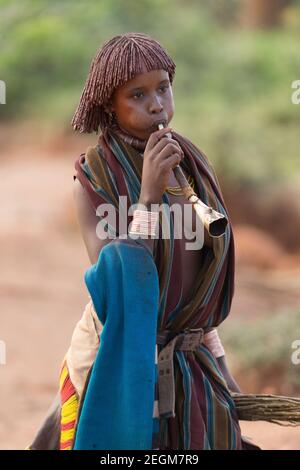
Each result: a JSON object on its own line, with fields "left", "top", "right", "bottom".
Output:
{"left": 73, "top": 147, "right": 106, "bottom": 215}
{"left": 73, "top": 175, "right": 86, "bottom": 198}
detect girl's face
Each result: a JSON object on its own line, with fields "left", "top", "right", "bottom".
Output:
{"left": 108, "top": 68, "right": 174, "bottom": 140}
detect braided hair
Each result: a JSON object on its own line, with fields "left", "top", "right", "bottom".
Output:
{"left": 71, "top": 32, "right": 176, "bottom": 134}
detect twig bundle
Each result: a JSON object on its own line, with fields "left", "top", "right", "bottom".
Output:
{"left": 232, "top": 393, "right": 300, "bottom": 426}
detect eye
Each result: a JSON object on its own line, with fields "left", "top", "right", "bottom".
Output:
{"left": 159, "top": 85, "right": 169, "bottom": 93}
{"left": 133, "top": 91, "right": 144, "bottom": 99}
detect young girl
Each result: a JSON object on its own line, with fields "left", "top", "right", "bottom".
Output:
{"left": 30, "top": 32, "right": 248, "bottom": 451}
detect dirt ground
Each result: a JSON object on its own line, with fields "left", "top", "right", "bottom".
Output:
{"left": 1, "top": 137, "right": 300, "bottom": 450}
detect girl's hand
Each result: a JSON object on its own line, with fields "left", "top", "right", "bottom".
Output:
{"left": 139, "top": 127, "right": 184, "bottom": 206}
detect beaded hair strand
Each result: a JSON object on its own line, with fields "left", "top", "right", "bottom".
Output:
{"left": 71, "top": 32, "right": 176, "bottom": 134}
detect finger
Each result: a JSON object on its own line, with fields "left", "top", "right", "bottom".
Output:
{"left": 157, "top": 143, "right": 184, "bottom": 160}
{"left": 154, "top": 137, "right": 184, "bottom": 159}
{"left": 146, "top": 127, "right": 172, "bottom": 151}
{"left": 161, "top": 153, "right": 182, "bottom": 170}
{"left": 150, "top": 137, "right": 171, "bottom": 155}
{"left": 154, "top": 137, "right": 183, "bottom": 154}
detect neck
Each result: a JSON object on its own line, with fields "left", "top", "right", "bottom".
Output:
{"left": 108, "top": 123, "right": 147, "bottom": 151}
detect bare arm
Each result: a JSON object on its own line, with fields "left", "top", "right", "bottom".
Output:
{"left": 73, "top": 177, "right": 113, "bottom": 264}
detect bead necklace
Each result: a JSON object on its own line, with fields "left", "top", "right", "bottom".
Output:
{"left": 166, "top": 174, "right": 195, "bottom": 196}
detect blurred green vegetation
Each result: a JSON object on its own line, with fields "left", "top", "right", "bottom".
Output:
{"left": 0, "top": 0, "right": 300, "bottom": 186}
{"left": 220, "top": 308, "right": 300, "bottom": 392}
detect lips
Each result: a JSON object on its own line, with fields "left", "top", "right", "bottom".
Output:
{"left": 149, "top": 119, "right": 167, "bottom": 130}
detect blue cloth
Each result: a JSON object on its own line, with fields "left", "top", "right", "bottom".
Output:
{"left": 74, "top": 238, "right": 160, "bottom": 450}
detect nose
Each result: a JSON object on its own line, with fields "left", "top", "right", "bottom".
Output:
{"left": 149, "top": 94, "right": 163, "bottom": 114}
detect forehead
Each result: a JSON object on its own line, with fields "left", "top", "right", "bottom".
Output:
{"left": 121, "top": 69, "right": 169, "bottom": 91}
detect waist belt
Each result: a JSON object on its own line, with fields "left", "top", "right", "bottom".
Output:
{"left": 156, "top": 327, "right": 205, "bottom": 419}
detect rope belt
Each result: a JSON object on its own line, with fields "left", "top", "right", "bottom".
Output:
{"left": 156, "top": 327, "right": 205, "bottom": 419}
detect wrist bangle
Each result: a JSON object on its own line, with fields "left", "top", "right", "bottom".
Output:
{"left": 203, "top": 329, "right": 225, "bottom": 358}
{"left": 129, "top": 209, "right": 159, "bottom": 237}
